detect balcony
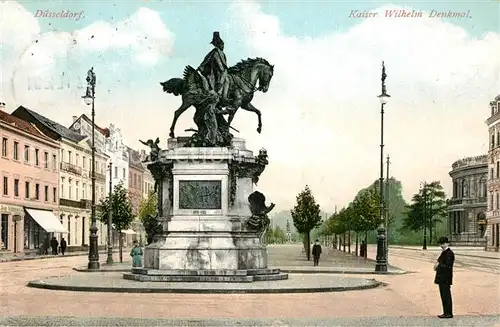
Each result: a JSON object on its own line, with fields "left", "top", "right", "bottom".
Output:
{"left": 448, "top": 197, "right": 488, "bottom": 208}
{"left": 60, "top": 162, "right": 82, "bottom": 175}
{"left": 59, "top": 198, "right": 94, "bottom": 209}
{"left": 487, "top": 111, "right": 500, "bottom": 126}
{"left": 448, "top": 198, "right": 463, "bottom": 206}
{"left": 59, "top": 198, "right": 82, "bottom": 208}
{"left": 95, "top": 172, "right": 106, "bottom": 182}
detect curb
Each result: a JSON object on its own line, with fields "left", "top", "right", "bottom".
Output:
{"left": 26, "top": 279, "right": 385, "bottom": 294}
{"left": 280, "top": 269, "right": 409, "bottom": 275}
{"left": 71, "top": 266, "right": 409, "bottom": 275}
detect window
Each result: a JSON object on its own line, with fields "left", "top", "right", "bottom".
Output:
{"left": 122, "top": 168, "right": 125, "bottom": 179}
{"left": 1, "top": 137, "right": 7, "bottom": 157}
{"left": 35, "top": 149, "right": 39, "bottom": 166}
{"left": 496, "top": 193, "right": 499, "bottom": 210}
{"left": 35, "top": 183, "right": 40, "bottom": 200}
{"left": 76, "top": 181, "right": 79, "bottom": 201}
{"left": 69, "top": 180, "right": 72, "bottom": 199}
{"left": 14, "top": 179, "right": 19, "bottom": 197}
{"left": 68, "top": 151, "right": 72, "bottom": 164}
{"left": 13, "top": 141, "right": 18, "bottom": 160}
{"left": 2, "top": 177, "right": 7, "bottom": 195}
{"left": 497, "top": 162, "right": 499, "bottom": 178}
{"left": 60, "top": 180, "right": 64, "bottom": 199}
{"left": 44, "top": 152, "right": 48, "bottom": 168}
{"left": 83, "top": 156, "right": 86, "bottom": 169}
{"left": 76, "top": 153, "right": 79, "bottom": 166}
{"left": 44, "top": 185, "right": 48, "bottom": 201}
{"left": 82, "top": 183, "right": 86, "bottom": 199}
{"left": 491, "top": 168, "right": 495, "bottom": 180}
{"left": 53, "top": 187, "right": 57, "bottom": 203}
{"left": 60, "top": 149, "right": 64, "bottom": 162}
{"left": 24, "top": 145, "right": 30, "bottom": 162}
{"left": 492, "top": 134, "right": 496, "bottom": 149}
{"left": 25, "top": 181, "right": 30, "bottom": 199}
{"left": 114, "top": 166, "right": 118, "bottom": 178}
{"left": 138, "top": 176, "right": 142, "bottom": 191}
{"left": 52, "top": 154, "right": 57, "bottom": 170}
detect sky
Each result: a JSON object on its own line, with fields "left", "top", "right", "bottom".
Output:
{"left": 0, "top": 0, "right": 499, "bottom": 212}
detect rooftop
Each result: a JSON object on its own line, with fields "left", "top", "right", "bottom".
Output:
{"left": 451, "top": 155, "right": 488, "bottom": 171}
{"left": 14, "top": 106, "right": 87, "bottom": 143}
{"left": 69, "top": 114, "right": 110, "bottom": 137}
{"left": 0, "top": 110, "right": 54, "bottom": 143}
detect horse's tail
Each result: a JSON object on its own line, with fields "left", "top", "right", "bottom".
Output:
{"left": 160, "top": 78, "right": 185, "bottom": 96}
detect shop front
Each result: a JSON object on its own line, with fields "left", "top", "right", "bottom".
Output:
{"left": 23, "top": 208, "right": 68, "bottom": 253}
{"left": 0, "top": 204, "right": 25, "bottom": 253}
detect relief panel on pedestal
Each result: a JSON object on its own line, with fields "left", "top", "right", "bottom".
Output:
{"left": 178, "top": 180, "right": 222, "bottom": 210}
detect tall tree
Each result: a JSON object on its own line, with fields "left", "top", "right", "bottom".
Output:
{"left": 352, "top": 188, "right": 381, "bottom": 232}
{"left": 291, "top": 185, "right": 322, "bottom": 260}
{"left": 98, "top": 181, "right": 134, "bottom": 262}
{"left": 138, "top": 189, "right": 162, "bottom": 245}
{"left": 403, "top": 181, "right": 447, "bottom": 244}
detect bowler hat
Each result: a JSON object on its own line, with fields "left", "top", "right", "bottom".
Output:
{"left": 437, "top": 236, "right": 449, "bottom": 244}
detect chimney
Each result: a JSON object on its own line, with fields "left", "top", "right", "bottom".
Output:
{"left": 72, "top": 116, "right": 78, "bottom": 122}
{"left": 0, "top": 102, "right": 5, "bottom": 110}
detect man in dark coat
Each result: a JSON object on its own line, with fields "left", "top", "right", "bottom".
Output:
{"left": 60, "top": 237, "right": 67, "bottom": 255}
{"left": 50, "top": 237, "right": 59, "bottom": 255}
{"left": 434, "top": 236, "right": 455, "bottom": 319}
{"left": 312, "top": 239, "right": 322, "bottom": 266}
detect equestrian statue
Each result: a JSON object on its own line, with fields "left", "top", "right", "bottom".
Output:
{"left": 160, "top": 31, "right": 274, "bottom": 147}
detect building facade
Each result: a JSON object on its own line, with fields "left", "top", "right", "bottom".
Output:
{"left": 447, "top": 155, "right": 487, "bottom": 246}
{"left": 127, "top": 147, "right": 145, "bottom": 216}
{"left": 486, "top": 94, "right": 500, "bottom": 251}
{"left": 12, "top": 106, "right": 109, "bottom": 250}
{"left": 1, "top": 104, "right": 63, "bottom": 253}
{"left": 69, "top": 118, "right": 130, "bottom": 195}
{"left": 140, "top": 150, "right": 154, "bottom": 198}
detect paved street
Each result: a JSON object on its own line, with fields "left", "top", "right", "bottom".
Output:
{"left": 0, "top": 244, "right": 498, "bottom": 326}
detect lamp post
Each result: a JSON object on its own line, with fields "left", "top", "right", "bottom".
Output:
{"left": 385, "top": 154, "right": 391, "bottom": 264}
{"left": 422, "top": 181, "right": 428, "bottom": 250}
{"left": 375, "top": 61, "right": 391, "bottom": 273}
{"left": 82, "top": 67, "right": 100, "bottom": 270}
{"left": 106, "top": 162, "right": 114, "bottom": 264}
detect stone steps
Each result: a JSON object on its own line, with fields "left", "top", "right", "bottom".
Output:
{"left": 123, "top": 268, "right": 289, "bottom": 283}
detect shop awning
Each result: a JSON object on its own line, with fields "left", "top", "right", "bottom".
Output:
{"left": 121, "top": 229, "right": 137, "bottom": 235}
{"left": 25, "top": 208, "right": 68, "bottom": 233}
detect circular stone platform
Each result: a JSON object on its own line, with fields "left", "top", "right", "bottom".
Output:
{"left": 27, "top": 272, "right": 384, "bottom": 294}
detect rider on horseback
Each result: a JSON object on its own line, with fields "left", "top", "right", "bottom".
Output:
{"left": 197, "top": 32, "right": 229, "bottom": 105}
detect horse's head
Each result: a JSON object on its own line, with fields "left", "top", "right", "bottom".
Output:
{"left": 256, "top": 60, "right": 274, "bottom": 93}
{"left": 159, "top": 81, "right": 168, "bottom": 92}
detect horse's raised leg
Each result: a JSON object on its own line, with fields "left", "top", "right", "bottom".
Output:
{"left": 241, "top": 102, "right": 262, "bottom": 133}
{"left": 169, "top": 100, "right": 191, "bottom": 138}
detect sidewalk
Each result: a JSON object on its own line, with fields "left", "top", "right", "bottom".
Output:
{"left": 75, "top": 244, "right": 405, "bottom": 274}
{"left": 0, "top": 248, "right": 132, "bottom": 263}
{"left": 388, "top": 245, "right": 500, "bottom": 260}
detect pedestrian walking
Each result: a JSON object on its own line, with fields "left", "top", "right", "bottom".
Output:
{"left": 130, "top": 240, "right": 143, "bottom": 268}
{"left": 434, "top": 236, "right": 455, "bottom": 319}
{"left": 50, "top": 237, "right": 59, "bottom": 255}
{"left": 60, "top": 237, "right": 67, "bottom": 255}
{"left": 312, "top": 239, "right": 322, "bottom": 266}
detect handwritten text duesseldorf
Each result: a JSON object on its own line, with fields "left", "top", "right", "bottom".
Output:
{"left": 349, "top": 9, "right": 472, "bottom": 19}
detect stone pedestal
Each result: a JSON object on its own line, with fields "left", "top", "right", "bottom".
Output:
{"left": 142, "top": 137, "right": 268, "bottom": 272}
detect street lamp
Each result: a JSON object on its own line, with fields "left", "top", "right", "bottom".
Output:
{"left": 375, "top": 61, "right": 391, "bottom": 273}
{"left": 106, "top": 162, "right": 113, "bottom": 264}
{"left": 82, "top": 67, "right": 100, "bottom": 270}
{"left": 421, "top": 181, "right": 428, "bottom": 250}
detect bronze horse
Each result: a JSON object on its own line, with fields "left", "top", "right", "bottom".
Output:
{"left": 160, "top": 58, "right": 274, "bottom": 138}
